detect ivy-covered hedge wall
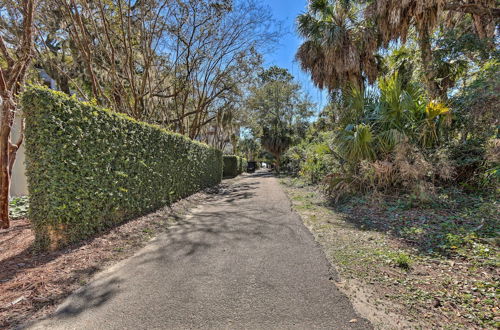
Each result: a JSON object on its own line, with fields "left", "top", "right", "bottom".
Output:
{"left": 240, "top": 158, "right": 248, "bottom": 174}
{"left": 223, "top": 155, "right": 247, "bottom": 177}
{"left": 22, "top": 86, "right": 223, "bottom": 249}
{"left": 223, "top": 155, "right": 239, "bottom": 178}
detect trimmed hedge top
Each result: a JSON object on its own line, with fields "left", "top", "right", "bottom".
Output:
{"left": 22, "top": 86, "right": 222, "bottom": 249}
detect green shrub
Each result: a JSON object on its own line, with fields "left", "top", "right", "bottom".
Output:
{"left": 300, "top": 141, "right": 335, "bottom": 184}
{"left": 22, "top": 86, "right": 223, "bottom": 249}
{"left": 223, "top": 156, "right": 247, "bottom": 177}
{"left": 223, "top": 155, "right": 239, "bottom": 177}
{"left": 282, "top": 131, "right": 336, "bottom": 183}
{"left": 240, "top": 157, "right": 248, "bottom": 174}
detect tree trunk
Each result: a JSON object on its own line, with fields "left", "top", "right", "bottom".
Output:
{"left": 0, "top": 0, "right": 36, "bottom": 229}
{"left": 417, "top": 29, "right": 445, "bottom": 100}
{"left": 274, "top": 153, "right": 281, "bottom": 173}
{"left": 0, "top": 101, "right": 12, "bottom": 229}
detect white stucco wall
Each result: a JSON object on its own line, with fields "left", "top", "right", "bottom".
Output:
{"left": 11, "top": 115, "right": 29, "bottom": 197}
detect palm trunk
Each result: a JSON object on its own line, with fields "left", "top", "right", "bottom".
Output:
{"left": 418, "top": 29, "right": 445, "bottom": 100}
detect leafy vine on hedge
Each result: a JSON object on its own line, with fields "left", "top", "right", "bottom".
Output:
{"left": 22, "top": 86, "right": 223, "bottom": 249}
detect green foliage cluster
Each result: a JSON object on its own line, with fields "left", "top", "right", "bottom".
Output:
{"left": 223, "top": 155, "right": 247, "bottom": 178}
{"left": 22, "top": 86, "right": 223, "bottom": 249}
{"left": 282, "top": 76, "right": 451, "bottom": 201}
{"left": 449, "top": 60, "right": 500, "bottom": 190}
{"left": 319, "top": 68, "right": 496, "bottom": 200}
{"left": 293, "top": 0, "right": 498, "bottom": 203}
{"left": 9, "top": 196, "right": 29, "bottom": 220}
{"left": 283, "top": 131, "right": 337, "bottom": 184}
{"left": 283, "top": 62, "right": 498, "bottom": 202}
{"left": 240, "top": 157, "right": 248, "bottom": 175}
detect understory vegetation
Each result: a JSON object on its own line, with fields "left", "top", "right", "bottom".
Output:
{"left": 272, "top": 0, "right": 499, "bottom": 266}
{"left": 282, "top": 178, "right": 498, "bottom": 328}
{"left": 285, "top": 0, "right": 499, "bottom": 199}
{"left": 283, "top": 61, "right": 498, "bottom": 202}
{"left": 276, "top": 1, "right": 499, "bottom": 327}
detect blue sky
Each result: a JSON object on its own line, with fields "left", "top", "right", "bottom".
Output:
{"left": 264, "top": 0, "right": 328, "bottom": 114}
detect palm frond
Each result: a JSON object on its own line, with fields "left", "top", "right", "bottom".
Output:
{"left": 376, "top": 129, "right": 407, "bottom": 154}
{"left": 337, "top": 123, "right": 376, "bottom": 163}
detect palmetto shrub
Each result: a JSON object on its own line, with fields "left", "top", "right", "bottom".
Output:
{"left": 324, "top": 141, "right": 456, "bottom": 202}
{"left": 321, "top": 73, "right": 458, "bottom": 201}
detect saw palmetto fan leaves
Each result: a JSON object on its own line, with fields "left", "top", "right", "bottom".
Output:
{"left": 337, "top": 123, "right": 376, "bottom": 163}
{"left": 335, "top": 72, "right": 452, "bottom": 166}
{"left": 376, "top": 72, "right": 426, "bottom": 133}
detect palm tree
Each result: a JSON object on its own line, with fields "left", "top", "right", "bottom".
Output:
{"left": 261, "top": 126, "right": 293, "bottom": 172}
{"left": 298, "top": 0, "right": 498, "bottom": 99}
{"left": 363, "top": 0, "right": 498, "bottom": 99}
{"left": 296, "top": 0, "right": 379, "bottom": 92}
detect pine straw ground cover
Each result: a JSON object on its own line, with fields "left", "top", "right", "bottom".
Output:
{"left": 0, "top": 186, "right": 225, "bottom": 329}
{"left": 280, "top": 177, "right": 499, "bottom": 329}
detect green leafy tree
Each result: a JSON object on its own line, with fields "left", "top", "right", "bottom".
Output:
{"left": 246, "top": 66, "right": 314, "bottom": 170}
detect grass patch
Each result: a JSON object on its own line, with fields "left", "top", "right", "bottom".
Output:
{"left": 386, "top": 251, "right": 413, "bottom": 270}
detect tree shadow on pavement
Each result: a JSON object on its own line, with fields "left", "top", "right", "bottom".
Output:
{"left": 134, "top": 175, "right": 299, "bottom": 268}
{"left": 54, "top": 276, "right": 124, "bottom": 319}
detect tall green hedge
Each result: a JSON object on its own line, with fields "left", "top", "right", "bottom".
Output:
{"left": 240, "top": 158, "right": 248, "bottom": 174}
{"left": 223, "top": 155, "right": 247, "bottom": 177}
{"left": 22, "top": 86, "right": 223, "bottom": 249}
{"left": 223, "top": 155, "right": 239, "bottom": 178}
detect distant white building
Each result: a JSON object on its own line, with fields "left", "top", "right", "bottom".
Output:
{"left": 39, "top": 69, "right": 57, "bottom": 90}
{"left": 11, "top": 69, "right": 57, "bottom": 197}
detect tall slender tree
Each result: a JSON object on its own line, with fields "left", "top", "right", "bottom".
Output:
{"left": 0, "top": 0, "right": 36, "bottom": 229}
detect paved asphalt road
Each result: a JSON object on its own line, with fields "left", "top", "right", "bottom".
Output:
{"left": 28, "top": 171, "right": 371, "bottom": 330}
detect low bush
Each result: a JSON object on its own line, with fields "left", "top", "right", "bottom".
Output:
{"left": 22, "top": 86, "right": 223, "bottom": 249}
{"left": 325, "top": 143, "right": 455, "bottom": 203}
{"left": 284, "top": 132, "right": 337, "bottom": 183}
